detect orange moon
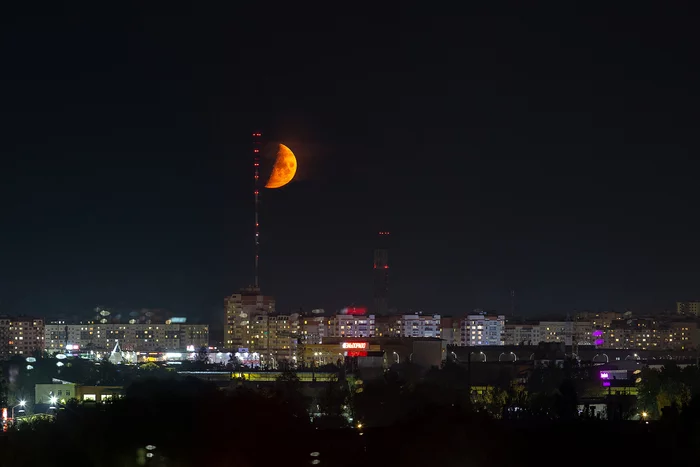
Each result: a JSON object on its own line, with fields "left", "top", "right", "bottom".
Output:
{"left": 265, "top": 144, "right": 297, "bottom": 189}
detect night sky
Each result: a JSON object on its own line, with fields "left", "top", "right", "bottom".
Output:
{"left": 1, "top": 5, "right": 698, "bottom": 324}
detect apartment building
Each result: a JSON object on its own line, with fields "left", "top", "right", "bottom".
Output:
{"left": 397, "top": 314, "right": 441, "bottom": 338}
{"left": 504, "top": 324, "right": 542, "bottom": 346}
{"left": 461, "top": 314, "right": 505, "bottom": 346}
{"left": 44, "top": 322, "right": 208, "bottom": 353}
{"left": 224, "top": 289, "right": 275, "bottom": 350}
{"left": 539, "top": 321, "right": 573, "bottom": 345}
{"left": 0, "top": 317, "right": 45, "bottom": 358}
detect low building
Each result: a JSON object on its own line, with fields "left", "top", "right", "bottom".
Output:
{"left": 77, "top": 385, "right": 123, "bottom": 402}
{"left": 300, "top": 337, "right": 442, "bottom": 375}
{"left": 35, "top": 380, "right": 123, "bottom": 404}
{"left": 35, "top": 380, "right": 77, "bottom": 404}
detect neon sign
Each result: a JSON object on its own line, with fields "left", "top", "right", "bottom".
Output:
{"left": 342, "top": 307, "right": 367, "bottom": 316}
{"left": 600, "top": 372, "right": 609, "bottom": 379}
{"left": 347, "top": 351, "right": 368, "bottom": 357}
{"left": 341, "top": 342, "right": 368, "bottom": 350}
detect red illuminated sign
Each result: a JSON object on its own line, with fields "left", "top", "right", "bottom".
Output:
{"left": 345, "top": 307, "right": 367, "bottom": 316}
{"left": 347, "top": 351, "right": 368, "bottom": 357}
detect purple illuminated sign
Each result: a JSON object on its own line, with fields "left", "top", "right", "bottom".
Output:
{"left": 600, "top": 372, "right": 610, "bottom": 379}
{"left": 602, "top": 381, "right": 611, "bottom": 387}
{"left": 592, "top": 330, "right": 603, "bottom": 337}
{"left": 594, "top": 339, "right": 604, "bottom": 346}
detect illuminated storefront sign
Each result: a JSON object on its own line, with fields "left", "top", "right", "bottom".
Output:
{"left": 341, "top": 342, "right": 368, "bottom": 350}
{"left": 347, "top": 351, "right": 368, "bottom": 357}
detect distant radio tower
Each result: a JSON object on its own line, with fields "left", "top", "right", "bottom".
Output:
{"left": 253, "top": 131, "right": 262, "bottom": 290}
{"left": 373, "top": 231, "right": 390, "bottom": 315}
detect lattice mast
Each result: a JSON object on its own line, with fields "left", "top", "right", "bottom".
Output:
{"left": 253, "top": 131, "right": 262, "bottom": 289}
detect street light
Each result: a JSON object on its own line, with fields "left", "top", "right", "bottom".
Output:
{"left": 641, "top": 411, "right": 648, "bottom": 420}
{"left": 12, "top": 400, "right": 26, "bottom": 419}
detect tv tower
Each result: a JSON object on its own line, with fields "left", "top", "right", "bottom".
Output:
{"left": 252, "top": 131, "right": 262, "bottom": 290}
{"left": 373, "top": 231, "right": 390, "bottom": 315}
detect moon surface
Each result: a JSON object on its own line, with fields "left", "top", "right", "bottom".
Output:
{"left": 265, "top": 144, "right": 297, "bottom": 189}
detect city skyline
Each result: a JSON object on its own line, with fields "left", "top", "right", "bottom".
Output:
{"left": 2, "top": 8, "right": 699, "bottom": 321}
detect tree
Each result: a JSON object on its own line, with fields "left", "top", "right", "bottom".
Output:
{"left": 314, "top": 376, "right": 350, "bottom": 428}
{"left": 555, "top": 378, "right": 578, "bottom": 420}
{"left": 0, "top": 375, "right": 7, "bottom": 409}
{"left": 275, "top": 370, "right": 309, "bottom": 420}
{"left": 195, "top": 346, "right": 209, "bottom": 364}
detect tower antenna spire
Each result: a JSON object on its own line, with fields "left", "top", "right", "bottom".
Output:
{"left": 253, "top": 131, "right": 262, "bottom": 290}
{"left": 374, "top": 231, "right": 390, "bottom": 315}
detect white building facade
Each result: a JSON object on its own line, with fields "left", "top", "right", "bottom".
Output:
{"left": 461, "top": 314, "right": 505, "bottom": 346}
{"left": 398, "top": 314, "right": 441, "bottom": 338}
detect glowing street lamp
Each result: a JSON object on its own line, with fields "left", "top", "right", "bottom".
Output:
{"left": 12, "top": 400, "right": 26, "bottom": 419}
{"left": 641, "top": 411, "right": 648, "bottom": 420}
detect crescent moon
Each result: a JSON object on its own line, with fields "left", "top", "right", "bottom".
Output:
{"left": 265, "top": 144, "right": 297, "bottom": 189}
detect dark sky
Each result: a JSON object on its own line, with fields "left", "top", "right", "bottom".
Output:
{"left": 1, "top": 5, "right": 698, "bottom": 323}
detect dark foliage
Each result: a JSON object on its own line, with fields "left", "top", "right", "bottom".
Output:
{"left": 2, "top": 378, "right": 311, "bottom": 467}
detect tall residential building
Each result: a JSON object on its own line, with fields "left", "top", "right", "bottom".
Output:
{"left": 299, "top": 316, "right": 328, "bottom": 344}
{"left": 374, "top": 315, "right": 400, "bottom": 338}
{"left": 677, "top": 301, "right": 700, "bottom": 316}
{"left": 328, "top": 314, "right": 376, "bottom": 338}
{"left": 224, "top": 288, "right": 299, "bottom": 365}
{"left": 398, "top": 314, "right": 441, "bottom": 338}
{"left": 44, "top": 323, "right": 209, "bottom": 352}
{"left": 670, "top": 321, "right": 699, "bottom": 350}
{"left": 461, "top": 314, "right": 505, "bottom": 346}
{"left": 0, "top": 317, "right": 45, "bottom": 358}
{"left": 0, "top": 316, "right": 9, "bottom": 359}
{"left": 224, "top": 288, "right": 275, "bottom": 350}
{"left": 264, "top": 313, "right": 300, "bottom": 362}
